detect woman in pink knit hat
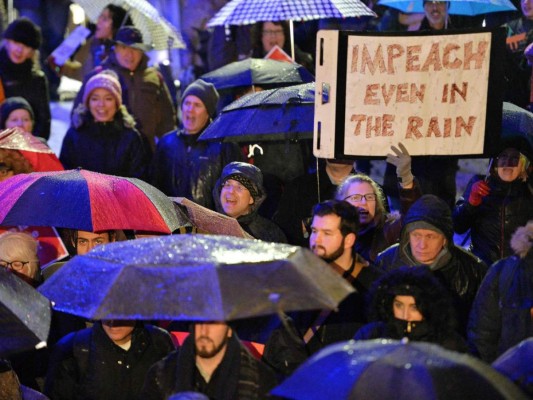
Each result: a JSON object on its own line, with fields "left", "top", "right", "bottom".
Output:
{"left": 59, "top": 70, "right": 150, "bottom": 180}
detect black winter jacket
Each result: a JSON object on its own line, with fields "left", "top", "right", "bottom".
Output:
{"left": 150, "top": 129, "right": 243, "bottom": 210}
{"left": 468, "top": 250, "right": 533, "bottom": 363}
{"left": 45, "top": 323, "right": 175, "bottom": 400}
{"left": 453, "top": 174, "right": 533, "bottom": 266}
{"left": 0, "top": 47, "right": 51, "bottom": 140}
{"left": 60, "top": 116, "right": 150, "bottom": 180}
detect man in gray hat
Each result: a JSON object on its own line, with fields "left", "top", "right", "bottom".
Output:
{"left": 73, "top": 26, "right": 176, "bottom": 152}
{"left": 150, "top": 79, "right": 242, "bottom": 210}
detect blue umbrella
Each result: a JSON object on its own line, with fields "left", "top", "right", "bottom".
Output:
{"left": 200, "top": 58, "right": 314, "bottom": 91}
{"left": 199, "top": 82, "right": 315, "bottom": 142}
{"left": 272, "top": 339, "right": 528, "bottom": 400}
{"left": 377, "top": 0, "right": 516, "bottom": 15}
{"left": 493, "top": 338, "right": 533, "bottom": 398}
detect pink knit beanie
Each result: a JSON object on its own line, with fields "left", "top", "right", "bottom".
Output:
{"left": 82, "top": 71, "right": 122, "bottom": 107}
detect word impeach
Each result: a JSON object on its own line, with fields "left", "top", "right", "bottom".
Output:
{"left": 350, "top": 40, "right": 489, "bottom": 75}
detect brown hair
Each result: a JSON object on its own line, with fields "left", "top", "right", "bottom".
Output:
{"left": 0, "top": 148, "right": 33, "bottom": 174}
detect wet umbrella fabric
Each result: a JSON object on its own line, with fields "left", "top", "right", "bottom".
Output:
{"left": 272, "top": 339, "right": 528, "bottom": 400}
{"left": 71, "top": 0, "right": 185, "bottom": 50}
{"left": 207, "top": 0, "right": 376, "bottom": 27}
{"left": 200, "top": 58, "right": 314, "bottom": 91}
{"left": 38, "top": 234, "right": 354, "bottom": 321}
{"left": 377, "top": 0, "right": 516, "bottom": 15}
{"left": 499, "top": 102, "right": 533, "bottom": 159}
{"left": 493, "top": 338, "right": 533, "bottom": 397}
{"left": 0, "top": 169, "right": 180, "bottom": 233}
{"left": 0, "top": 268, "right": 51, "bottom": 357}
{"left": 0, "top": 128, "right": 64, "bottom": 172}
{"left": 199, "top": 83, "right": 315, "bottom": 142}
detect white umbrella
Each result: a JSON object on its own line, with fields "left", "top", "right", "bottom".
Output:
{"left": 73, "top": 0, "right": 185, "bottom": 50}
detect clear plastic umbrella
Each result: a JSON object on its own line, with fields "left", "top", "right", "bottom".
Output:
{"left": 72, "top": 0, "right": 185, "bottom": 50}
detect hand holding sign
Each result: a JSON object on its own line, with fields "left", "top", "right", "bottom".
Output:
{"left": 386, "top": 142, "right": 413, "bottom": 187}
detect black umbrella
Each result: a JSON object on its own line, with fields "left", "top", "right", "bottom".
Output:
{"left": 272, "top": 339, "right": 528, "bottom": 400}
{"left": 38, "top": 234, "right": 354, "bottom": 321}
{"left": 199, "top": 83, "right": 315, "bottom": 142}
{"left": 499, "top": 102, "right": 533, "bottom": 159}
{"left": 200, "top": 58, "right": 314, "bottom": 91}
{"left": 0, "top": 268, "right": 51, "bottom": 357}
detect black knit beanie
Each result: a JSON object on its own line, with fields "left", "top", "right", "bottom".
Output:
{"left": 182, "top": 79, "right": 219, "bottom": 118}
{"left": 4, "top": 18, "right": 42, "bottom": 49}
{"left": 0, "top": 97, "right": 34, "bottom": 129}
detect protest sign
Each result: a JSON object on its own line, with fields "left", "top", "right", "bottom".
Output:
{"left": 314, "top": 29, "right": 506, "bottom": 159}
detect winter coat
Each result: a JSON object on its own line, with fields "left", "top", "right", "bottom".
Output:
{"left": 262, "top": 258, "right": 383, "bottom": 378}
{"left": 355, "top": 320, "right": 468, "bottom": 352}
{"left": 61, "top": 36, "right": 113, "bottom": 82}
{"left": 45, "top": 322, "right": 175, "bottom": 400}
{"left": 468, "top": 249, "right": 533, "bottom": 362}
{"left": 274, "top": 164, "right": 355, "bottom": 247}
{"left": 0, "top": 47, "right": 50, "bottom": 140}
{"left": 503, "top": 17, "right": 533, "bottom": 109}
{"left": 150, "top": 129, "right": 243, "bottom": 210}
{"left": 73, "top": 52, "right": 176, "bottom": 152}
{"left": 376, "top": 195, "right": 488, "bottom": 334}
{"left": 212, "top": 170, "right": 287, "bottom": 243}
{"left": 59, "top": 113, "right": 150, "bottom": 180}
{"left": 453, "top": 174, "right": 533, "bottom": 266}
{"left": 141, "top": 334, "right": 277, "bottom": 400}
{"left": 356, "top": 179, "right": 422, "bottom": 263}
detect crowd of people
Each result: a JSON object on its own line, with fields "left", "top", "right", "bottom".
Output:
{"left": 0, "top": 0, "right": 532, "bottom": 399}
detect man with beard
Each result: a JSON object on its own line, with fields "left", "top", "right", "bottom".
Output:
{"left": 262, "top": 200, "right": 383, "bottom": 378}
{"left": 141, "top": 322, "right": 277, "bottom": 399}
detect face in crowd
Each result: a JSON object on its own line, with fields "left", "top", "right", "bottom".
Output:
{"left": 76, "top": 230, "right": 113, "bottom": 255}
{"left": 393, "top": 295, "right": 424, "bottom": 322}
{"left": 495, "top": 147, "right": 526, "bottom": 182}
{"left": 5, "top": 39, "right": 34, "bottom": 64}
{"left": 521, "top": 0, "right": 533, "bottom": 19}
{"left": 310, "top": 213, "right": 348, "bottom": 263}
{"left": 195, "top": 322, "right": 232, "bottom": 359}
{"left": 102, "top": 320, "right": 136, "bottom": 346}
{"left": 341, "top": 181, "right": 377, "bottom": 226}
{"left": 114, "top": 43, "right": 143, "bottom": 72}
{"left": 88, "top": 88, "right": 118, "bottom": 123}
{"left": 220, "top": 179, "right": 254, "bottom": 218}
{"left": 181, "top": 95, "right": 210, "bottom": 135}
{"left": 261, "top": 21, "right": 285, "bottom": 54}
{"left": 408, "top": 228, "right": 447, "bottom": 265}
{"left": 95, "top": 8, "right": 115, "bottom": 40}
{"left": 0, "top": 232, "right": 40, "bottom": 283}
{"left": 5, "top": 109, "right": 33, "bottom": 133}
{"left": 423, "top": 1, "right": 449, "bottom": 29}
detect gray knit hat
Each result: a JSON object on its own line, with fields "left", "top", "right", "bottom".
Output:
{"left": 182, "top": 79, "right": 219, "bottom": 118}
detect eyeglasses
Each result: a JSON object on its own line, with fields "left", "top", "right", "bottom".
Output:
{"left": 343, "top": 193, "right": 377, "bottom": 202}
{"left": 0, "top": 260, "right": 32, "bottom": 272}
{"left": 221, "top": 181, "right": 248, "bottom": 194}
{"left": 262, "top": 29, "right": 284, "bottom": 37}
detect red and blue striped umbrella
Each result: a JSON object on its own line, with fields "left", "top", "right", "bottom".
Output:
{"left": 0, "top": 169, "right": 180, "bottom": 233}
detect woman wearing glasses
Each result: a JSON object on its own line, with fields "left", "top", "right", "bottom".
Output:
{"left": 453, "top": 142, "right": 533, "bottom": 266}
{"left": 335, "top": 143, "right": 421, "bottom": 263}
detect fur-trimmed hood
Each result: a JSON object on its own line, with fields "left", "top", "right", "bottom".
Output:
{"left": 511, "top": 220, "right": 533, "bottom": 259}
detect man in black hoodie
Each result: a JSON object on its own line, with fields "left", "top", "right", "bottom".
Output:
{"left": 376, "top": 194, "right": 488, "bottom": 335}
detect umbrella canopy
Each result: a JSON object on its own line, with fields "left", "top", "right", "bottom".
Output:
{"left": 272, "top": 339, "right": 528, "bottom": 400}
{"left": 377, "top": 0, "right": 516, "bottom": 16}
{"left": 0, "top": 169, "right": 180, "bottom": 233}
{"left": 171, "top": 197, "right": 251, "bottom": 238}
{"left": 38, "top": 234, "right": 354, "bottom": 321}
{"left": 199, "top": 82, "right": 315, "bottom": 142}
{"left": 207, "top": 0, "right": 376, "bottom": 27}
{"left": 72, "top": 0, "right": 185, "bottom": 50}
{"left": 0, "top": 268, "right": 51, "bottom": 357}
{"left": 499, "top": 102, "right": 533, "bottom": 159}
{"left": 0, "top": 128, "right": 63, "bottom": 172}
{"left": 200, "top": 58, "right": 314, "bottom": 91}
{"left": 493, "top": 338, "right": 533, "bottom": 397}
